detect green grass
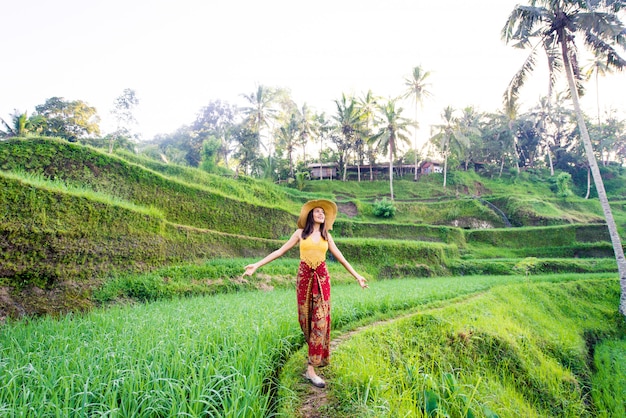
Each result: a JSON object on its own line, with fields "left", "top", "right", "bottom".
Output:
{"left": 304, "top": 278, "right": 624, "bottom": 417}
{"left": 591, "top": 338, "right": 626, "bottom": 417}
{"left": 1, "top": 169, "right": 164, "bottom": 219}
{"left": 4, "top": 272, "right": 618, "bottom": 417}
{"left": 93, "top": 258, "right": 370, "bottom": 303}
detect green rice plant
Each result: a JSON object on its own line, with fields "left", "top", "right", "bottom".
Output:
{"left": 0, "top": 290, "right": 300, "bottom": 417}
{"left": 3, "top": 272, "right": 609, "bottom": 417}
{"left": 93, "top": 258, "right": 367, "bottom": 303}
{"left": 591, "top": 338, "right": 626, "bottom": 417}
{"left": 317, "top": 278, "right": 623, "bottom": 417}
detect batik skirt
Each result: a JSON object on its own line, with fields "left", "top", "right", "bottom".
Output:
{"left": 296, "top": 260, "right": 331, "bottom": 367}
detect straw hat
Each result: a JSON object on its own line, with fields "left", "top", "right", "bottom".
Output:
{"left": 297, "top": 199, "right": 337, "bottom": 230}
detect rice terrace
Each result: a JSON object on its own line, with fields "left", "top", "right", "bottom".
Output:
{"left": 0, "top": 135, "right": 625, "bottom": 417}
{"left": 1, "top": 1, "right": 626, "bottom": 415}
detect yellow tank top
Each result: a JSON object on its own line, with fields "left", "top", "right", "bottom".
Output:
{"left": 300, "top": 235, "right": 328, "bottom": 269}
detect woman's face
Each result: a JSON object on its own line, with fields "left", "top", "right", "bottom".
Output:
{"left": 312, "top": 207, "right": 325, "bottom": 224}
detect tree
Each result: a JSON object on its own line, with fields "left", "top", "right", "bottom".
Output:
{"left": 502, "top": 0, "right": 626, "bottom": 315}
{"left": 403, "top": 65, "right": 433, "bottom": 180}
{"left": 1, "top": 111, "right": 30, "bottom": 138}
{"left": 333, "top": 94, "right": 362, "bottom": 181}
{"left": 583, "top": 51, "right": 615, "bottom": 125}
{"left": 357, "top": 90, "right": 381, "bottom": 181}
{"left": 314, "top": 113, "right": 333, "bottom": 180}
{"left": 232, "top": 123, "right": 261, "bottom": 177}
{"left": 193, "top": 100, "right": 238, "bottom": 169}
{"left": 456, "top": 106, "right": 483, "bottom": 170}
{"left": 110, "top": 88, "right": 139, "bottom": 153}
{"left": 370, "top": 98, "right": 412, "bottom": 200}
{"left": 275, "top": 112, "right": 300, "bottom": 178}
{"left": 297, "top": 103, "right": 318, "bottom": 165}
{"left": 200, "top": 136, "right": 221, "bottom": 173}
{"left": 241, "top": 85, "right": 278, "bottom": 177}
{"left": 480, "top": 110, "right": 518, "bottom": 177}
{"left": 430, "top": 106, "right": 469, "bottom": 189}
{"left": 34, "top": 97, "right": 100, "bottom": 141}
{"left": 502, "top": 95, "right": 522, "bottom": 173}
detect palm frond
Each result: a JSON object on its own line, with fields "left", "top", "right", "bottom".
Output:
{"left": 503, "top": 46, "right": 538, "bottom": 108}
{"left": 0, "top": 117, "right": 14, "bottom": 136}
{"left": 583, "top": 30, "right": 626, "bottom": 70}
{"left": 542, "top": 34, "right": 563, "bottom": 97}
{"left": 502, "top": 5, "right": 547, "bottom": 46}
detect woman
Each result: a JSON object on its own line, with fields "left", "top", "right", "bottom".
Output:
{"left": 243, "top": 199, "right": 368, "bottom": 388}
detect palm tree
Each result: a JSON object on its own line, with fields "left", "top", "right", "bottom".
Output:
{"left": 241, "top": 85, "right": 278, "bottom": 177}
{"left": 314, "top": 113, "right": 332, "bottom": 180}
{"left": 370, "top": 98, "right": 412, "bottom": 200}
{"left": 457, "top": 106, "right": 483, "bottom": 171}
{"left": 403, "top": 65, "right": 433, "bottom": 180}
{"left": 357, "top": 90, "right": 380, "bottom": 181}
{"left": 298, "top": 103, "right": 317, "bottom": 164}
{"left": 430, "top": 106, "right": 469, "bottom": 189}
{"left": 502, "top": 0, "right": 626, "bottom": 316}
{"left": 502, "top": 95, "right": 522, "bottom": 173}
{"left": 583, "top": 51, "right": 614, "bottom": 125}
{"left": 333, "top": 94, "right": 362, "bottom": 181}
{"left": 276, "top": 113, "right": 300, "bottom": 178}
{"left": 1, "top": 111, "right": 30, "bottom": 138}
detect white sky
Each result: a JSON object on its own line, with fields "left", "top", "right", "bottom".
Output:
{"left": 1, "top": 0, "right": 623, "bottom": 147}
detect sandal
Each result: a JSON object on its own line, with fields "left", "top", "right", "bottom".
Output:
{"left": 303, "top": 371, "right": 326, "bottom": 388}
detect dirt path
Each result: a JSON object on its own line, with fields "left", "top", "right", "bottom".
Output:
{"left": 296, "top": 325, "right": 367, "bottom": 418}
{"left": 296, "top": 293, "right": 486, "bottom": 417}
{"left": 297, "top": 314, "right": 414, "bottom": 418}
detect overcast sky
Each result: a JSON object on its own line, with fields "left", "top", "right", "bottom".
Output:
{"left": 1, "top": 0, "right": 623, "bottom": 146}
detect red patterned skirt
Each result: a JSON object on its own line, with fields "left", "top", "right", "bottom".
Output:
{"left": 296, "top": 260, "right": 331, "bottom": 367}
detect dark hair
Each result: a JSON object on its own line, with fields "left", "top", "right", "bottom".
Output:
{"left": 301, "top": 209, "right": 328, "bottom": 241}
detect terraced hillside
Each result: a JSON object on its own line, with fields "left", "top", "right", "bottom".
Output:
{"left": 0, "top": 137, "right": 622, "bottom": 318}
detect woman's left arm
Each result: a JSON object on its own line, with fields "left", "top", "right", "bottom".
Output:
{"left": 327, "top": 233, "right": 368, "bottom": 289}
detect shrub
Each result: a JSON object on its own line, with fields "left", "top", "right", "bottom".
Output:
{"left": 372, "top": 197, "right": 396, "bottom": 218}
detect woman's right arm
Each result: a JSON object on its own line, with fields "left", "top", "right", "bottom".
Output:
{"left": 243, "top": 229, "right": 301, "bottom": 277}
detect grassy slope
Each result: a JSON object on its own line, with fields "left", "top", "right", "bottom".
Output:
{"left": 0, "top": 137, "right": 624, "bottom": 316}
{"left": 297, "top": 278, "right": 625, "bottom": 417}
{"left": 1, "top": 139, "right": 625, "bottom": 416}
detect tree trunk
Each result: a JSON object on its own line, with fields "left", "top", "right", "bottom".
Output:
{"left": 547, "top": 145, "right": 554, "bottom": 176}
{"left": 585, "top": 166, "right": 590, "bottom": 200}
{"left": 509, "top": 121, "right": 521, "bottom": 174}
{"left": 389, "top": 138, "right": 395, "bottom": 200}
{"left": 319, "top": 139, "right": 323, "bottom": 180}
{"left": 414, "top": 106, "right": 419, "bottom": 181}
{"left": 561, "top": 38, "right": 626, "bottom": 316}
{"left": 443, "top": 153, "right": 448, "bottom": 189}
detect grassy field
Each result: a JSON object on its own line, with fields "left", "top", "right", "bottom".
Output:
{"left": 278, "top": 275, "right": 624, "bottom": 417}
{"left": 1, "top": 138, "right": 626, "bottom": 417}
{"left": 1, "top": 272, "right": 623, "bottom": 417}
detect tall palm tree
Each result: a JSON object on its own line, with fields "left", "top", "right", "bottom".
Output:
{"left": 430, "top": 106, "right": 469, "bottom": 189}
{"left": 370, "top": 98, "right": 412, "bottom": 200}
{"left": 502, "top": 0, "right": 626, "bottom": 316}
{"left": 333, "top": 94, "right": 362, "bottom": 181}
{"left": 357, "top": 90, "right": 380, "bottom": 181}
{"left": 502, "top": 95, "right": 522, "bottom": 173}
{"left": 298, "top": 103, "right": 317, "bottom": 164}
{"left": 403, "top": 66, "right": 433, "bottom": 180}
{"left": 583, "top": 51, "right": 614, "bottom": 125}
{"left": 241, "top": 85, "right": 278, "bottom": 177}
{"left": 457, "top": 106, "right": 483, "bottom": 171}
{"left": 276, "top": 112, "right": 300, "bottom": 178}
